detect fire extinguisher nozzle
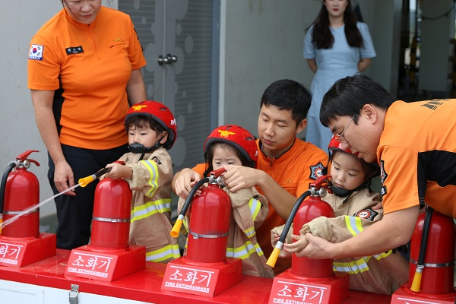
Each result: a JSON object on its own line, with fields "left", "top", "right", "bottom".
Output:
{"left": 78, "top": 174, "right": 96, "bottom": 187}
{"left": 266, "top": 247, "right": 282, "bottom": 268}
{"left": 410, "top": 268, "right": 423, "bottom": 292}
{"left": 171, "top": 218, "right": 183, "bottom": 238}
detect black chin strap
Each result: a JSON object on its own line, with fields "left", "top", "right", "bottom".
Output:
{"left": 128, "top": 134, "right": 166, "bottom": 161}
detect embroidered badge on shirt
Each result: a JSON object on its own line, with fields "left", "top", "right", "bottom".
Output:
{"left": 65, "top": 46, "right": 84, "bottom": 55}
{"left": 353, "top": 208, "right": 378, "bottom": 221}
{"left": 309, "top": 162, "right": 325, "bottom": 180}
{"left": 28, "top": 44, "right": 44, "bottom": 60}
{"left": 380, "top": 159, "right": 388, "bottom": 196}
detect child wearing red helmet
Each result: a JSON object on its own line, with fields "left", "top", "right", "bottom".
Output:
{"left": 178, "top": 125, "right": 275, "bottom": 278}
{"left": 271, "top": 135, "right": 408, "bottom": 294}
{"left": 104, "top": 101, "right": 180, "bottom": 263}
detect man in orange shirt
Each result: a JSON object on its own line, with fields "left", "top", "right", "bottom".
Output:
{"left": 173, "top": 79, "right": 328, "bottom": 274}
{"left": 297, "top": 74, "right": 456, "bottom": 261}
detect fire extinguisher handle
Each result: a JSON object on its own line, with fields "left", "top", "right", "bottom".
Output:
{"left": 16, "top": 150, "right": 39, "bottom": 162}
{"left": 310, "top": 175, "right": 330, "bottom": 189}
{"left": 208, "top": 167, "right": 226, "bottom": 178}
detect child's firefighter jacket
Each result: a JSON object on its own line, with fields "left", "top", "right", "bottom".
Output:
{"left": 178, "top": 186, "right": 275, "bottom": 278}
{"left": 119, "top": 148, "right": 180, "bottom": 263}
{"left": 272, "top": 188, "right": 409, "bottom": 295}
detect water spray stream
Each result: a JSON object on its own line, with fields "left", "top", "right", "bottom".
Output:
{"left": 1, "top": 184, "right": 81, "bottom": 230}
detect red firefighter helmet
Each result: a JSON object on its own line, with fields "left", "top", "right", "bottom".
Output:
{"left": 328, "top": 134, "right": 358, "bottom": 157}
{"left": 327, "top": 134, "right": 379, "bottom": 176}
{"left": 125, "top": 101, "right": 177, "bottom": 149}
{"left": 204, "top": 125, "right": 258, "bottom": 168}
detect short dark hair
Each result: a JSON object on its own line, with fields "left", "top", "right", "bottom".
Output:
{"left": 260, "top": 79, "right": 312, "bottom": 127}
{"left": 320, "top": 74, "right": 395, "bottom": 127}
{"left": 125, "top": 114, "right": 165, "bottom": 134}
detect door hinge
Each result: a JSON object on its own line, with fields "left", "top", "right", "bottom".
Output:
{"left": 69, "top": 284, "right": 79, "bottom": 304}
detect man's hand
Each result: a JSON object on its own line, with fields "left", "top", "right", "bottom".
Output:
{"left": 54, "top": 161, "right": 76, "bottom": 196}
{"left": 284, "top": 234, "right": 310, "bottom": 256}
{"left": 296, "top": 233, "right": 336, "bottom": 259}
{"left": 173, "top": 168, "right": 202, "bottom": 199}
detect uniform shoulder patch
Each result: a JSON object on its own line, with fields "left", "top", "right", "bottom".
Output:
{"left": 380, "top": 159, "right": 388, "bottom": 197}
{"left": 28, "top": 44, "right": 43, "bottom": 60}
{"left": 353, "top": 208, "right": 378, "bottom": 221}
{"left": 152, "top": 156, "right": 162, "bottom": 165}
{"left": 309, "top": 162, "right": 325, "bottom": 180}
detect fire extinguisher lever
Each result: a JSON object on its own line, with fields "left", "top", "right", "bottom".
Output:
{"left": 15, "top": 150, "right": 40, "bottom": 168}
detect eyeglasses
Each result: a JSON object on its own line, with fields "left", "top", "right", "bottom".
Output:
{"left": 337, "top": 114, "right": 356, "bottom": 144}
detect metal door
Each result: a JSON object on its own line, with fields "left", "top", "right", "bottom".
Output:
{"left": 118, "top": 0, "right": 219, "bottom": 171}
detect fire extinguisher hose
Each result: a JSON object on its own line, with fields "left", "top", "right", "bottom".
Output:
{"left": 266, "top": 190, "right": 312, "bottom": 268}
{"left": 170, "top": 177, "right": 210, "bottom": 238}
{"left": 410, "top": 206, "right": 434, "bottom": 292}
{"left": 0, "top": 162, "right": 17, "bottom": 214}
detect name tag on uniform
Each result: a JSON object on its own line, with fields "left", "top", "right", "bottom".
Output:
{"left": 65, "top": 46, "right": 84, "bottom": 55}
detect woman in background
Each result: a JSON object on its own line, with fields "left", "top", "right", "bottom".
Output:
{"left": 304, "top": 0, "right": 376, "bottom": 150}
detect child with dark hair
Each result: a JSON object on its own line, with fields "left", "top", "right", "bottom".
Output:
{"left": 178, "top": 125, "right": 274, "bottom": 278}
{"left": 104, "top": 100, "right": 180, "bottom": 263}
{"left": 272, "top": 135, "right": 408, "bottom": 294}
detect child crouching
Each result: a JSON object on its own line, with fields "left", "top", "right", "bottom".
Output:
{"left": 271, "top": 135, "right": 408, "bottom": 294}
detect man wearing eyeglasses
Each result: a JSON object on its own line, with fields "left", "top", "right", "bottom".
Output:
{"left": 294, "top": 74, "right": 456, "bottom": 262}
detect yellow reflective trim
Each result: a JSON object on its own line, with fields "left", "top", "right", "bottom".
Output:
{"left": 146, "top": 244, "right": 181, "bottom": 262}
{"left": 333, "top": 256, "right": 371, "bottom": 274}
{"left": 131, "top": 198, "right": 171, "bottom": 223}
{"left": 243, "top": 226, "right": 256, "bottom": 238}
{"left": 226, "top": 241, "right": 264, "bottom": 260}
{"left": 355, "top": 216, "right": 364, "bottom": 233}
{"left": 249, "top": 197, "right": 261, "bottom": 220}
{"left": 374, "top": 250, "right": 393, "bottom": 260}
{"left": 141, "top": 160, "right": 159, "bottom": 197}
{"left": 345, "top": 216, "right": 357, "bottom": 237}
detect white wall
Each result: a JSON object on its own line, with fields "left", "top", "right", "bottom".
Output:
{"left": 221, "top": 0, "right": 321, "bottom": 136}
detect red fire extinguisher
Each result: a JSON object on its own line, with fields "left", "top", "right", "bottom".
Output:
{"left": 267, "top": 175, "right": 333, "bottom": 278}
{"left": 88, "top": 166, "right": 132, "bottom": 250}
{"left": 0, "top": 150, "right": 40, "bottom": 238}
{"left": 291, "top": 175, "right": 334, "bottom": 277}
{"left": 171, "top": 168, "right": 230, "bottom": 263}
{"left": 409, "top": 206, "right": 456, "bottom": 294}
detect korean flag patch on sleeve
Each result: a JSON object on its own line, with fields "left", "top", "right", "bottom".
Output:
{"left": 29, "top": 44, "right": 44, "bottom": 61}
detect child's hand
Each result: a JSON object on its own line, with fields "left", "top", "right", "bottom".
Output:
{"left": 271, "top": 231, "right": 292, "bottom": 258}
{"left": 283, "top": 233, "right": 309, "bottom": 257}
{"left": 105, "top": 163, "right": 127, "bottom": 180}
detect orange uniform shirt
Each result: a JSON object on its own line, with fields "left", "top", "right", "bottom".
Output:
{"left": 193, "top": 138, "right": 328, "bottom": 273}
{"left": 28, "top": 7, "right": 146, "bottom": 150}
{"left": 379, "top": 100, "right": 456, "bottom": 218}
